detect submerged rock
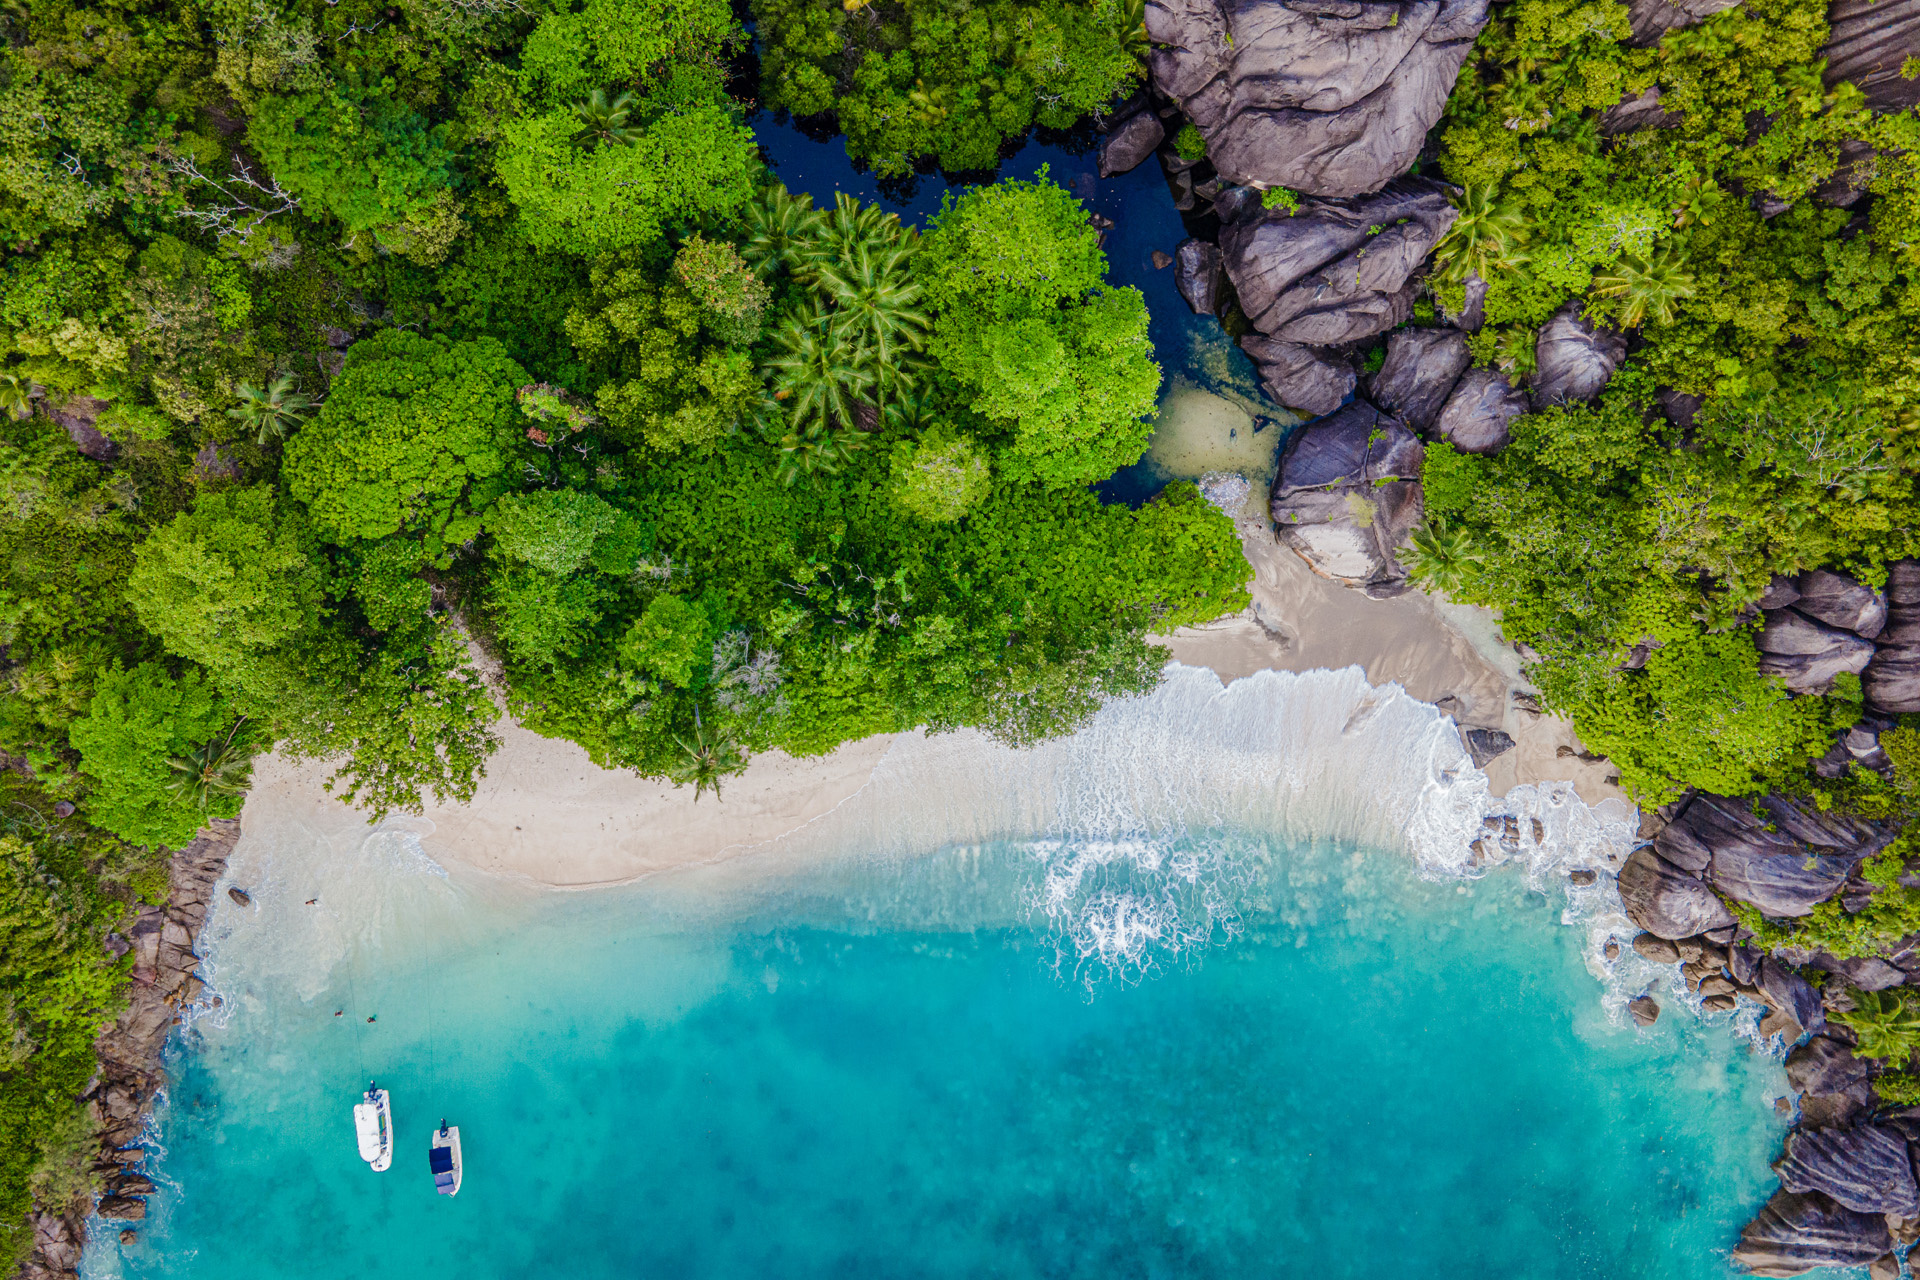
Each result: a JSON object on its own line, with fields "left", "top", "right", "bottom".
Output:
{"left": 1434, "top": 368, "right": 1527, "bottom": 454}
{"left": 226, "top": 886, "right": 250, "bottom": 907}
{"left": 1097, "top": 109, "right": 1166, "bottom": 178}
{"left": 1240, "top": 335, "right": 1355, "bottom": 417}
{"left": 1617, "top": 847, "right": 1735, "bottom": 940}
{"left": 1145, "top": 0, "right": 1490, "bottom": 197}
{"left": 1218, "top": 178, "right": 1457, "bottom": 345}
{"left": 1366, "top": 327, "right": 1470, "bottom": 434}
{"left": 1775, "top": 1125, "right": 1920, "bottom": 1217}
{"left": 1268, "top": 400, "right": 1424, "bottom": 596}
{"left": 1734, "top": 1189, "right": 1894, "bottom": 1275}
{"left": 1529, "top": 303, "right": 1626, "bottom": 409}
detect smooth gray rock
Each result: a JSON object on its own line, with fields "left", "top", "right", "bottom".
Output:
{"left": 1367, "top": 327, "right": 1469, "bottom": 433}
{"left": 1886, "top": 561, "right": 1920, "bottom": 606}
{"left": 1434, "top": 367, "right": 1527, "bottom": 454}
{"left": 1877, "top": 603, "right": 1920, "bottom": 648}
{"left": 1624, "top": 0, "right": 1743, "bottom": 45}
{"left": 1657, "top": 792, "right": 1877, "bottom": 917}
{"left": 1462, "top": 727, "right": 1515, "bottom": 767}
{"left": 1776, "top": 1125, "right": 1920, "bottom": 1217}
{"left": 1530, "top": 303, "right": 1626, "bottom": 408}
{"left": 1865, "top": 645, "right": 1920, "bottom": 715}
{"left": 1633, "top": 932, "right": 1682, "bottom": 964}
{"left": 1598, "top": 86, "right": 1681, "bottom": 135}
{"left": 1813, "top": 953, "right": 1908, "bottom": 992}
{"left": 1734, "top": 1189, "right": 1893, "bottom": 1276}
{"left": 1240, "top": 335, "right": 1355, "bottom": 416}
{"left": 1269, "top": 400, "right": 1424, "bottom": 595}
{"left": 1759, "top": 644, "right": 1877, "bottom": 695}
{"left": 1628, "top": 994, "right": 1661, "bottom": 1026}
{"left": 1218, "top": 177, "right": 1457, "bottom": 345}
{"left": 1175, "top": 238, "right": 1227, "bottom": 317}
{"left": 1787, "top": 1035, "right": 1871, "bottom": 1100}
{"left": 1444, "top": 273, "right": 1487, "bottom": 333}
{"left": 1822, "top": 0, "right": 1920, "bottom": 113}
{"left": 1097, "top": 110, "right": 1166, "bottom": 178}
{"left": 1760, "top": 958, "right": 1827, "bottom": 1036}
{"left": 1758, "top": 574, "right": 1803, "bottom": 610}
{"left": 1145, "top": 0, "right": 1490, "bottom": 198}
{"left": 1617, "top": 847, "right": 1735, "bottom": 940}
{"left": 1757, "top": 608, "right": 1876, "bottom": 657}
{"left": 1795, "top": 569, "right": 1888, "bottom": 637}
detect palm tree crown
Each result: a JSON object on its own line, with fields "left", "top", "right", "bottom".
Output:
{"left": 1589, "top": 247, "right": 1696, "bottom": 328}
{"left": 1432, "top": 184, "right": 1531, "bottom": 287}
{"left": 571, "top": 88, "right": 639, "bottom": 148}
{"left": 227, "top": 374, "right": 317, "bottom": 445}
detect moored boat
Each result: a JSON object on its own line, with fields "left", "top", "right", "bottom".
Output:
{"left": 353, "top": 1082, "right": 392, "bottom": 1172}
{"left": 429, "top": 1120, "right": 462, "bottom": 1196}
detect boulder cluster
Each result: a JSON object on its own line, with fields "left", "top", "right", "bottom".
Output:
{"left": 13, "top": 822, "right": 239, "bottom": 1279}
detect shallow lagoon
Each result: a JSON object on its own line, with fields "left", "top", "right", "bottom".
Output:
{"left": 97, "top": 671, "right": 1788, "bottom": 1280}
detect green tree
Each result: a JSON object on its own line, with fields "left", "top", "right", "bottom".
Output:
{"left": 282, "top": 331, "right": 528, "bottom": 549}
{"left": 891, "top": 428, "right": 991, "bottom": 523}
{"left": 124, "top": 486, "right": 325, "bottom": 678}
{"left": 69, "top": 664, "right": 246, "bottom": 848}
{"left": 226, "top": 374, "right": 317, "bottom": 445}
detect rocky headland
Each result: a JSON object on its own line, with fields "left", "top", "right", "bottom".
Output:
{"left": 12, "top": 821, "right": 238, "bottom": 1280}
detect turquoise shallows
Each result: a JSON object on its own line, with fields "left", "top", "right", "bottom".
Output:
{"left": 105, "top": 831, "right": 1785, "bottom": 1280}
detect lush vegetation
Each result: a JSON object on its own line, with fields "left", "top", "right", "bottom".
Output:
{"left": 1410, "top": 0, "right": 1920, "bottom": 809}
{"left": 0, "top": 0, "right": 1244, "bottom": 1255}
{"left": 752, "top": 0, "right": 1143, "bottom": 176}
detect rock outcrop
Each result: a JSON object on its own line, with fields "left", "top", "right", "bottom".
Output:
{"left": 1864, "top": 560, "right": 1920, "bottom": 713}
{"left": 51, "top": 396, "right": 116, "bottom": 462}
{"left": 1617, "top": 846, "right": 1736, "bottom": 940}
{"left": 1268, "top": 399, "right": 1424, "bottom": 596}
{"left": 1774, "top": 1125, "right": 1920, "bottom": 1217}
{"left": 1146, "top": 0, "right": 1491, "bottom": 197}
{"left": 1821, "top": 0, "right": 1920, "bottom": 114}
{"left": 13, "top": 822, "right": 240, "bottom": 1280}
{"left": 1756, "top": 568, "right": 1892, "bottom": 696}
{"left": 1366, "top": 327, "right": 1469, "bottom": 433}
{"left": 1653, "top": 792, "right": 1887, "bottom": 918}
{"left": 1529, "top": 303, "right": 1626, "bottom": 409}
{"left": 1097, "top": 106, "right": 1166, "bottom": 178}
{"left": 1218, "top": 177, "right": 1457, "bottom": 345}
{"left": 1733, "top": 1189, "right": 1894, "bottom": 1276}
{"left": 1795, "top": 569, "right": 1887, "bottom": 637}
{"left": 1434, "top": 368, "right": 1528, "bottom": 454}
{"left": 1622, "top": 0, "right": 1743, "bottom": 46}
{"left": 1240, "top": 335, "right": 1356, "bottom": 416}
{"left": 1175, "top": 238, "right": 1228, "bottom": 317}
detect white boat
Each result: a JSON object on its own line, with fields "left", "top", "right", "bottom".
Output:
{"left": 429, "top": 1120, "right": 462, "bottom": 1196}
{"left": 353, "top": 1083, "right": 392, "bottom": 1172}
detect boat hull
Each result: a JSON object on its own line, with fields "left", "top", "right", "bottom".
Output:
{"left": 429, "top": 1126, "right": 463, "bottom": 1196}
{"left": 354, "top": 1089, "right": 393, "bottom": 1172}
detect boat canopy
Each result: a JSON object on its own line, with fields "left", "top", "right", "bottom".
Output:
{"left": 429, "top": 1147, "right": 455, "bottom": 1174}
{"left": 353, "top": 1104, "right": 385, "bottom": 1161}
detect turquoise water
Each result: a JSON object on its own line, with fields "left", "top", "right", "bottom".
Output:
{"left": 90, "top": 671, "right": 1791, "bottom": 1278}
{"left": 110, "top": 841, "right": 1785, "bottom": 1277}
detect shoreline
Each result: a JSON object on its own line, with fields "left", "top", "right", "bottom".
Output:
{"left": 231, "top": 512, "right": 1631, "bottom": 893}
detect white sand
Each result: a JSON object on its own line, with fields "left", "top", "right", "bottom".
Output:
{"left": 239, "top": 410, "right": 1626, "bottom": 888}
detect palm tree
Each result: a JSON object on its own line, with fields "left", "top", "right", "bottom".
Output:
{"left": 1115, "top": 0, "right": 1148, "bottom": 63}
{"left": 571, "top": 88, "right": 638, "bottom": 148}
{"left": 167, "top": 719, "right": 255, "bottom": 810}
{"left": 1432, "top": 184, "right": 1531, "bottom": 288}
{"left": 792, "top": 192, "right": 914, "bottom": 280}
{"left": 815, "top": 243, "right": 932, "bottom": 408}
{"left": 1834, "top": 988, "right": 1920, "bottom": 1060}
{"left": 882, "top": 383, "right": 939, "bottom": 435}
{"left": 227, "top": 374, "right": 317, "bottom": 445}
{"left": 0, "top": 371, "right": 36, "bottom": 421}
{"left": 764, "top": 310, "right": 876, "bottom": 434}
{"left": 666, "top": 710, "right": 745, "bottom": 802}
{"left": 775, "top": 419, "right": 864, "bottom": 486}
{"left": 740, "top": 184, "right": 828, "bottom": 279}
{"left": 1589, "top": 247, "right": 1696, "bottom": 328}
{"left": 1400, "top": 517, "right": 1484, "bottom": 597}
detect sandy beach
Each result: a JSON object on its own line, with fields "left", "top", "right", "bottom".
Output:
{"left": 237, "top": 500, "right": 1626, "bottom": 890}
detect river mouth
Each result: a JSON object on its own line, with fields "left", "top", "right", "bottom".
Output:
{"left": 95, "top": 670, "right": 1785, "bottom": 1280}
